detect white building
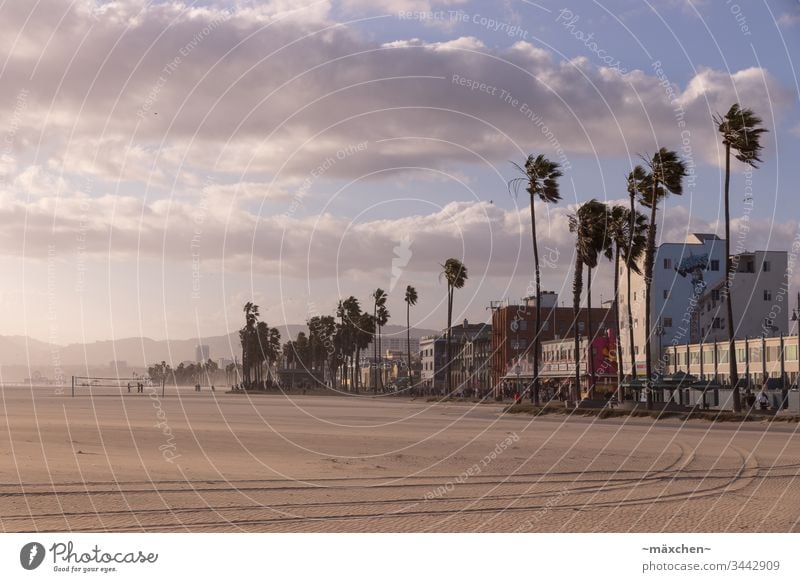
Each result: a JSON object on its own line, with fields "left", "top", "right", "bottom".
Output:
{"left": 696, "top": 250, "right": 788, "bottom": 342}
{"left": 619, "top": 233, "right": 726, "bottom": 376}
{"left": 419, "top": 335, "right": 445, "bottom": 390}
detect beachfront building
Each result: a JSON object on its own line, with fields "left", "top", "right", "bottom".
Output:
{"left": 695, "top": 250, "right": 788, "bottom": 342}
{"left": 489, "top": 292, "right": 615, "bottom": 387}
{"left": 499, "top": 330, "right": 618, "bottom": 400}
{"left": 420, "top": 320, "right": 492, "bottom": 394}
{"left": 450, "top": 321, "right": 492, "bottom": 398}
{"left": 619, "top": 233, "right": 726, "bottom": 377}
{"left": 664, "top": 333, "right": 800, "bottom": 410}
{"left": 419, "top": 335, "right": 446, "bottom": 392}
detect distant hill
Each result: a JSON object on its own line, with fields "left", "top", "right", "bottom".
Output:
{"left": 0, "top": 323, "right": 439, "bottom": 369}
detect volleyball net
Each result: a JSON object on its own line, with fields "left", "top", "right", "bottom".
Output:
{"left": 70, "top": 376, "right": 165, "bottom": 397}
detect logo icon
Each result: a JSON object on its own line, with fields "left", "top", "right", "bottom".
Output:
{"left": 20, "top": 542, "right": 46, "bottom": 570}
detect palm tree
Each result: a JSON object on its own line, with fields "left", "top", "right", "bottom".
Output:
{"left": 607, "top": 204, "right": 648, "bottom": 399}
{"left": 240, "top": 302, "right": 260, "bottom": 388}
{"left": 625, "top": 166, "right": 648, "bottom": 381}
{"left": 441, "top": 258, "right": 468, "bottom": 395}
{"left": 509, "top": 155, "right": 562, "bottom": 404}
{"left": 404, "top": 285, "right": 418, "bottom": 389}
{"left": 714, "top": 103, "right": 767, "bottom": 412}
{"left": 376, "top": 303, "right": 390, "bottom": 391}
{"left": 568, "top": 200, "right": 608, "bottom": 401}
{"left": 354, "top": 312, "right": 375, "bottom": 394}
{"left": 371, "top": 288, "right": 388, "bottom": 394}
{"left": 639, "top": 148, "right": 687, "bottom": 407}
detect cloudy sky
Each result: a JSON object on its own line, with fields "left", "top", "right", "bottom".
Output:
{"left": 1, "top": 0, "right": 798, "bottom": 345}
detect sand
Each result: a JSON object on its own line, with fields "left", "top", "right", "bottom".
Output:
{"left": 1, "top": 385, "right": 799, "bottom": 532}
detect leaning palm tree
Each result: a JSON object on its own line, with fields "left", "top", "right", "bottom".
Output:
{"left": 714, "top": 103, "right": 767, "bottom": 412}
{"left": 568, "top": 200, "right": 608, "bottom": 402}
{"left": 625, "top": 166, "right": 649, "bottom": 381}
{"left": 441, "top": 258, "right": 468, "bottom": 395}
{"left": 639, "top": 148, "right": 687, "bottom": 408}
{"left": 607, "top": 204, "right": 648, "bottom": 399}
{"left": 509, "top": 154, "right": 563, "bottom": 405}
{"left": 404, "top": 285, "right": 418, "bottom": 389}
{"left": 371, "top": 288, "right": 388, "bottom": 394}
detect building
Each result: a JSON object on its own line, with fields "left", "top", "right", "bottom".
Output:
{"left": 665, "top": 333, "right": 800, "bottom": 410}
{"left": 451, "top": 321, "right": 492, "bottom": 397}
{"left": 695, "top": 250, "right": 788, "bottom": 342}
{"left": 195, "top": 344, "right": 210, "bottom": 362}
{"left": 419, "top": 320, "right": 491, "bottom": 393}
{"left": 490, "top": 292, "right": 615, "bottom": 387}
{"left": 500, "top": 330, "right": 618, "bottom": 399}
{"left": 419, "top": 335, "right": 446, "bottom": 391}
{"left": 619, "top": 233, "right": 726, "bottom": 377}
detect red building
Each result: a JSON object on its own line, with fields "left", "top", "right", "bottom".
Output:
{"left": 490, "top": 293, "right": 616, "bottom": 389}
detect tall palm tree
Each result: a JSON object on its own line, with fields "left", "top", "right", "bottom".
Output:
{"left": 714, "top": 103, "right": 767, "bottom": 412}
{"left": 240, "top": 302, "right": 260, "bottom": 388}
{"left": 509, "top": 155, "right": 563, "bottom": 404}
{"left": 568, "top": 200, "right": 608, "bottom": 401}
{"left": 354, "top": 312, "right": 375, "bottom": 394}
{"left": 639, "top": 148, "right": 687, "bottom": 407}
{"left": 404, "top": 285, "right": 418, "bottom": 389}
{"left": 625, "top": 166, "right": 648, "bottom": 381}
{"left": 371, "top": 288, "right": 388, "bottom": 394}
{"left": 376, "top": 303, "right": 390, "bottom": 391}
{"left": 441, "top": 258, "right": 468, "bottom": 395}
{"left": 607, "top": 204, "right": 648, "bottom": 398}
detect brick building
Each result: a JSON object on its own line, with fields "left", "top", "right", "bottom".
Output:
{"left": 490, "top": 292, "right": 616, "bottom": 388}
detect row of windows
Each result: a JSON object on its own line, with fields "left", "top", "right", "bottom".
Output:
{"left": 667, "top": 344, "right": 799, "bottom": 365}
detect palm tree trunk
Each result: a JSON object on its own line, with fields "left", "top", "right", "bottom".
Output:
{"left": 446, "top": 286, "right": 453, "bottom": 396}
{"left": 407, "top": 302, "right": 412, "bottom": 390}
{"left": 378, "top": 324, "right": 383, "bottom": 392}
{"left": 587, "top": 266, "right": 594, "bottom": 399}
{"left": 627, "top": 193, "right": 637, "bottom": 381}
{"left": 373, "top": 304, "right": 378, "bottom": 394}
{"left": 644, "top": 182, "right": 659, "bottom": 409}
{"left": 573, "top": 257, "right": 583, "bottom": 402}
{"left": 531, "top": 194, "right": 541, "bottom": 405}
{"left": 724, "top": 142, "right": 741, "bottom": 412}
{"left": 615, "top": 246, "right": 624, "bottom": 399}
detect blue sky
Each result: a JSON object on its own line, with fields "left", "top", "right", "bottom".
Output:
{"left": 0, "top": 0, "right": 798, "bottom": 344}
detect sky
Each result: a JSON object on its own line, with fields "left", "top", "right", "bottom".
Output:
{"left": 0, "top": 0, "right": 798, "bottom": 345}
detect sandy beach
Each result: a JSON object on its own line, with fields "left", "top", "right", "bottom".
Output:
{"left": 1, "top": 386, "right": 799, "bottom": 533}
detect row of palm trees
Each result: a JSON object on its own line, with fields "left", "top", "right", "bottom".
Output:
{"left": 517, "top": 102, "right": 766, "bottom": 411}
{"left": 269, "top": 260, "right": 470, "bottom": 394}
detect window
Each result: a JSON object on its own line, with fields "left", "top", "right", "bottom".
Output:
{"left": 663, "top": 290, "right": 670, "bottom": 299}
{"left": 518, "top": 320, "right": 528, "bottom": 331}
{"left": 578, "top": 321, "right": 585, "bottom": 333}
{"left": 765, "top": 318, "right": 773, "bottom": 327}
{"left": 633, "top": 291, "right": 637, "bottom": 301}
{"left": 710, "top": 259, "right": 720, "bottom": 271}
{"left": 712, "top": 317, "right": 723, "bottom": 329}
{"left": 764, "top": 289, "right": 772, "bottom": 301}
{"left": 664, "top": 258, "right": 672, "bottom": 269}
{"left": 711, "top": 289, "right": 721, "bottom": 301}
{"left": 663, "top": 317, "right": 673, "bottom": 328}
{"left": 634, "top": 318, "right": 639, "bottom": 328}
{"left": 635, "top": 346, "right": 640, "bottom": 355}
{"left": 763, "top": 261, "right": 771, "bottom": 272}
